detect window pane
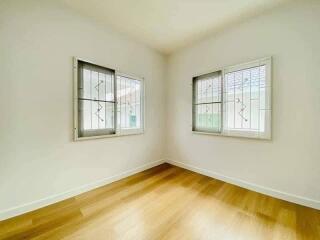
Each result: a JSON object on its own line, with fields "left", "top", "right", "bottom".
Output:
{"left": 106, "top": 73, "right": 114, "bottom": 101}
{"left": 91, "top": 71, "right": 99, "bottom": 101}
{"left": 80, "top": 99, "right": 91, "bottom": 130}
{"left": 79, "top": 65, "right": 114, "bottom": 102}
{"left": 224, "top": 64, "right": 270, "bottom": 134}
{"left": 79, "top": 99, "right": 114, "bottom": 131}
{"left": 105, "top": 102, "right": 114, "bottom": 129}
{"left": 226, "top": 101, "right": 234, "bottom": 129}
{"left": 195, "top": 103, "right": 221, "bottom": 132}
{"left": 251, "top": 99, "right": 259, "bottom": 130}
{"left": 98, "top": 73, "right": 106, "bottom": 101}
{"left": 80, "top": 69, "right": 91, "bottom": 99}
{"left": 195, "top": 73, "right": 221, "bottom": 104}
{"left": 117, "top": 75, "right": 142, "bottom": 130}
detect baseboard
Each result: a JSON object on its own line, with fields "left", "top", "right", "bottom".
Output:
{"left": 167, "top": 159, "right": 320, "bottom": 210}
{"left": 2, "top": 158, "right": 318, "bottom": 221}
{"left": 0, "top": 159, "right": 166, "bottom": 221}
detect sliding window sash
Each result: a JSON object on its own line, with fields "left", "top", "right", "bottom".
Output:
{"left": 222, "top": 57, "right": 272, "bottom": 139}
{"left": 192, "top": 71, "right": 223, "bottom": 133}
{"left": 75, "top": 60, "right": 116, "bottom": 139}
{"left": 116, "top": 72, "right": 144, "bottom": 135}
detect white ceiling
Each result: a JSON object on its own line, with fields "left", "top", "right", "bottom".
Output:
{"left": 61, "top": 0, "right": 290, "bottom": 54}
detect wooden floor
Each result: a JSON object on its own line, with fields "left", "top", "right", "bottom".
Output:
{"left": 0, "top": 164, "right": 319, "bottom": 240}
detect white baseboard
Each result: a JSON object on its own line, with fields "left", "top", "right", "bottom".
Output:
{"left": 0, "top": 159, "right": 166, "bottom": 221}
{"left": 167, "top": 159, "right": 320, "bottom": 210}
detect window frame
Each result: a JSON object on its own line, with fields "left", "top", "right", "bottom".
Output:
{"left": 192, "top": 57, "right": 272, "bottom": 140}
{"left": 73, "top": 57, "right": 145, "bottom": 141}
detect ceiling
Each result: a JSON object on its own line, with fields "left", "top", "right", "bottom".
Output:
{"left": 61, "top": 0, "right": 290, "bottom": 55}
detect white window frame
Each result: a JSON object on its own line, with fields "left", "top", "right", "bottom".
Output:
{"left": 73, "top": 57, "right": 145, "bottom": 141}
{"left": 192, "top": 57, "right": 272, "bottom": 140}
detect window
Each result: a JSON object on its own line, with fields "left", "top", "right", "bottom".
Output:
{"left": 192, "top": 57, "right": 271, "bottom": 139}
{"left": 74, "top": 58, "right": 144, "bottom": 140}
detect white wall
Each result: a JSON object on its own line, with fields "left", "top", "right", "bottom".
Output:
{"left": 0, "top": 0, "right": 166, "bottom": 219}
{"left": 166, "top": 0, "right": 320, "bottom": 208}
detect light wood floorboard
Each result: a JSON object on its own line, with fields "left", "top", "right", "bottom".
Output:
{"left": 0, "top": 163, "right": 319, "bottom": 239}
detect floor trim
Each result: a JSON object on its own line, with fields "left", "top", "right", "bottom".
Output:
{"left": 2, "top": 158, "right": 319, "bottom": 221}
{"left": 167, "top": 159, "right": 320, "bottom": 210}
{"left": 0, "top": 159, "right": 166, "bottom": 221}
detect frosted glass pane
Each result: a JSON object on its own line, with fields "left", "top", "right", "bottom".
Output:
{"left": 260, "top": 87, "right": 271, "bottom": 110}
{"left": 105, "top": 103, "right": 114, "bottom": 128}
{"left": 259, "top": 110, "right": 266, "bottom": 132}
{"left": 98, "top": 102, "right": 106, "bottom": 129}
{"left": 259, "top": 65, "right": 266, "bottom": 87}
{"left": 80, "top": 67, "right": 114, "bottom": 102}
{"left": 195, "top": 103, "right": 221, "bottom": 132}
{"left": 91, "top": 101, "right": 99, "bottom": 129}
{"left": 251, "top": 99, "right": 259, "bottom": 130}
{"left": 106, "top": 74, "right": 114, "bottom": 101}
{"left": 80, "top": 100, "right": 91, "bottom": 130}
{"left": 243, "top": 75, "right": 251, "bottom": 129}
{"left": 135, "top": 103, "right": 141, "bottom": 128}
{"left": 98, "top": 73, "right": 106, "bottom": 101}
{"left": 212, "top": 76, "right": 221, "bottom": 102}
{"left": 81, "top": 69, "right": 91, "bottom": 99}
{"left": 91, "top": 71, "right": 99, "bottom": 100}
{"left": 226, "top": 102, "right": 234, "bottom": 129}
{"left": 226, "top": 73, "right": 235, "bottom": 102}
{"left": 196, "top": 75, "right": 221, "bottom": 104}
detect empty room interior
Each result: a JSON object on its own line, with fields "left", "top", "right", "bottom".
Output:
{"left": 1, "top": 0, "right": 320, "bottom": 239}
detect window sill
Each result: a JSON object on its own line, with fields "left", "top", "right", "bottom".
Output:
{"left": 192, "top": 130, "right": 222, "bottom": 137}
{"left": 192, "top": 130, "right": 271, "bottom": 141}
{"left": 74, "top": 129, "right": 144, "bottom": 141}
